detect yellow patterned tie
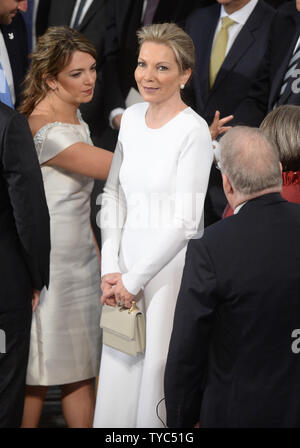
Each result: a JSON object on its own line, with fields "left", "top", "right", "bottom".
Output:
{"left": 209, "top": 16, "right": 235, "bottom": 87}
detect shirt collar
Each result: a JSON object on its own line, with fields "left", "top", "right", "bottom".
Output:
{"left": 234, "top": 201, "right": 247, "bottom": 214}
{"left": 220, "top": 0, "right": 259, "bottom": 26}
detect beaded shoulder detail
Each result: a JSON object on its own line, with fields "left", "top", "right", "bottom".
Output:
{"left": 33, "top": 114, "right": 90, "bottom": 158}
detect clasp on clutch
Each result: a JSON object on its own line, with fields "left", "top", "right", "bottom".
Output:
{"left": 128, "top": 301, "right": 139, "bottom": 314}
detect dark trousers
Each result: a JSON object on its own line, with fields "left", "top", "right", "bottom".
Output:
{"left": 0, "top": 302, "right": 32, "bottom": 428}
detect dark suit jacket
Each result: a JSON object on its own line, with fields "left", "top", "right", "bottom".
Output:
{"left": 235, "top": 2, "right": 300, "bottom": 126}
{"left": 0, "top": 12, "right": 28, "bottom": 107}
{"left": 186, "top": 1, "right": 275, "bottom": 125}
{"left": 103, "top": 0, "right": 212, "bottom": 116}
{"left": 165, "top": 193, "right": 300, "bottom": 428}
{"left": 185, "top": 1, "right": 275, "bottom": 227}
{"left": 37, "top": 0, "right": 108, "bottom": 146}
{"left": 0, "top": 103, "right": 50, "bottom": 311}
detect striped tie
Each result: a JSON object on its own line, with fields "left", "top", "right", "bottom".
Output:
{"left": 277, "top": 37, "right": 300, "bottom": 105}
{"left": 73, "top": 0, "right": 86, "bottom": 30}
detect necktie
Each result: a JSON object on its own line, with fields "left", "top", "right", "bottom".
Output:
{"left": 73, "top": 0, "right": 86, "bottom": 30}
{"left": 209, "top": 16, "right": 235, "bottom": 88}
{"left": 277, "top": 37, "right": 300, "bottom": 106}
{"left": 143, "top": 0, "right": 160, "bottom": 26}
{"left": 0, "top": 61, "right": 14, "bottom": 108}
{"left": 21, "top": 0, "right": 34, "bottom": 54}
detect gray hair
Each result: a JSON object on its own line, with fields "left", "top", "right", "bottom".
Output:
{"left": 219, "top": 126, "right": 282, "bottom": 195}
{"left": 137, "top": 23, "right": 195, "bottom": 73}
{"left": 260, "top": 105, "right": 300, "bottom": 171}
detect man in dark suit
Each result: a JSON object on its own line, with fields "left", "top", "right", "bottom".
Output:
{"left": 0, "top": 1, "right": 28, "bottom": 107}
{"left": 235, "top": 0, "right": 300, "bottom": 126}
{"left": 164, "top": 126, "right": 300, "bottom": 428}
{"left": 0, "top": 103, "right": 50, "bottom": 428}
{"left": 185, "top": 0, "right": 275, "bottom": 227}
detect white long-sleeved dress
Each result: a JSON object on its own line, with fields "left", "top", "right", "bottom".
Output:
{"left": 94, "top": 102, "right": 213, "bottom": 428}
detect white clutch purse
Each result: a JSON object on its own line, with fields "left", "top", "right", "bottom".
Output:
{"left": 100, "top": 301, "right": 146, "bottom": 357}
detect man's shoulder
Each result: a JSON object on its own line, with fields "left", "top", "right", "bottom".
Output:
{"left": 272, "top": 2, "right": 299, "bottom": 29}
{"left": 0, "top": 103, "right": 20, "bottom": 126}
{"left": 186, "top": 3, "right": 219, "bottom": 26}
{"left": 200, "top": 196, "right": 300, "bottom": 244}
{"left": 190, "top": 215, "right": 237, "bottom": 252}
{"left": 256, "top": 0, "right": 275, "bottom": 14}
{"left": 278, "top": 1, "right": 299, "bottom": 16}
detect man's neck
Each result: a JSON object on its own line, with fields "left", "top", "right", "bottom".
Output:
{"left": 230, "top": 186, "right": 282, "bottom": 210}
{"left": 224, "top": 0, "right": 251, "bottom": 15}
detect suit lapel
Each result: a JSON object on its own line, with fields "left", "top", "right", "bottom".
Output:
{"left": 117, "top": 0, "right": 138, "bottom": 35}
{"left": 61, "top": 0, "right": 76, "bottom": 24}
{"left": 154, "top": 0, "right": 181, "bottom": 22}
{"left": 79, "top": 0, "right": 102, "bottom": 31}
{"left": 269, "top": 16, "right": 299, "bottom": 107}
{"left": 195, "top": 5, "right": 220, "bottom": 104}
{"left": 1, "top": 25, "right": 18, "bottom": 92}
{"left": 122, "top": 0, "right": 144, "bottom": 47}
{"left": 48, "top": 0, "right": 76, "bottom": 25}
{"left": 213, "top": 2, "right": 264, "bottom": 91}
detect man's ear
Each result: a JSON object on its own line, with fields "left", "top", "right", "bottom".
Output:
{"left": 222, "top": 173, "right": 233, "bottom": 197}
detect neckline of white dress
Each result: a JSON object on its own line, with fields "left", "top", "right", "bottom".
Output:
{"left": 33, "top": 120, "right": 83, "bottom": 140}
{"left": 143, "top": 105, "right": 191, "bottom": 131}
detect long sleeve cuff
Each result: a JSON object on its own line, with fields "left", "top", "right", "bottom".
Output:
{"left": 122, "top": 272, "right": 145, "bottom": 296}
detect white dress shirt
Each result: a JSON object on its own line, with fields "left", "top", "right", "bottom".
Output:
{"left": 294, "top": 35, "right": 300, "bottom": 53}
{"left": 70, "top": 0, "right": 94, "bottom": 28}
{"left": 32, "top": 0, "right": 39, "bottom": 49}
{"left": 234, "top": 201, "right": 247, "bottom": 214}
{"left": 0, "top": 30, "right": 15, "bottom": 105}
{"left": 212, "top": 0, "right": 259, "bottom": 56}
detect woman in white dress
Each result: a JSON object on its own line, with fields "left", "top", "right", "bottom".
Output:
{"left": 18, "top": 27, "right": 113, "bottom": 428}
{"left": 93, "top": 23, "right": 214, "bottom": 428}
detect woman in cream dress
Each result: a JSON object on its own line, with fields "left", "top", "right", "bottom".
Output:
{"left": 19, "top": 27, "right": 112, "bottom": 428}
{"left": 94, "top": 23, "right": 214, "bottom": 428}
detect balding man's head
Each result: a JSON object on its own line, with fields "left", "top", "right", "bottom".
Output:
{"left": 219, "top": 127, "right": 282, "bottom": 206}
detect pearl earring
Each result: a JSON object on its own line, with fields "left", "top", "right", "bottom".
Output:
{"left": 180, "top": 84, "right": 185, "bottom": 90}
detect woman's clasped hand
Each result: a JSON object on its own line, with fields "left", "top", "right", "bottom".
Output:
{"left": 101, "top": 273, "right": 135, "bottom": 308}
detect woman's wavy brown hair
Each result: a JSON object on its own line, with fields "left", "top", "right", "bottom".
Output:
{"left": 19, "top": 26, "right": 97, "bottom": 117}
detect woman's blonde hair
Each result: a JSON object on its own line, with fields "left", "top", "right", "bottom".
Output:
{"left": 260, "top": 105, "right": 300, "bottom": 171}
{"left": 136, "top": 22, "right": 195, "bottom": 73}
{"left": 19, "top": 26, "right": 96, "bottom": 117}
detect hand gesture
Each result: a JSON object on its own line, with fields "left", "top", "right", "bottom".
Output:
{"left": 209, "top": 110, "right": 233, "bottom": 140}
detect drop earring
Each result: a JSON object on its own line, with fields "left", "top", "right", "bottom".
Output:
{"left": 180, "top": 84, "right": 185, "bottom": 90}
